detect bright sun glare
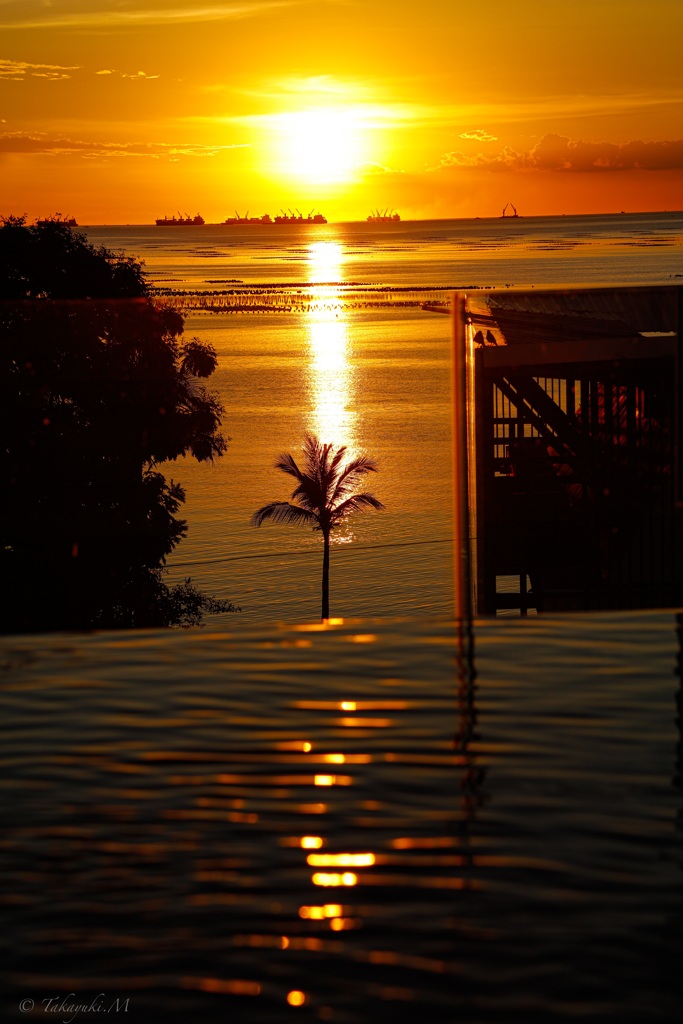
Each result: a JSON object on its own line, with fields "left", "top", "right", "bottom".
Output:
{"left": 275, "top": 109, "right": 363, "bottom": 185}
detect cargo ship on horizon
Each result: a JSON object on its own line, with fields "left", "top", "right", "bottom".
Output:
{"left": 367, "top": 209, "right": 400, "bottom": 222}
{"left": 274, "top": 209, "right": 327, "bottom": 224}
{"left": 36, "top": 215, "right": 78, "bottom": 227}
{"left": 155, "top": 213, "right": 205, "bottom": 226}
{"left": 224, "top": 212, "right": 272, "bottom": 225}
{"left": 223, "top": 209, "right": 327, "bottom": 225}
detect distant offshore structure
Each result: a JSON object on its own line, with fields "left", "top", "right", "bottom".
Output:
{"left": 224, "top": 209, "right": 327, "bottom": 225}
{"left": 155, "top": 213, "right": 205, "bottom": 226}
{"left": 367, "top": 209, "right": 401, "bottom": 222}
{"left": 36, "top": 215, "right": 78, "bottom": 227}
{"left": 501, "top": 203, "right": 520, "bottom": 219}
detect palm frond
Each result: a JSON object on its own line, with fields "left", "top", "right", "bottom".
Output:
{"left": 340, "top": 454, "right": 380, "bottom": 478}
{"left": 329, "top": 444, "right": 348, "bottom": 475}
{"left": 330, "top": 491, "right": 385, "bottom": 525}
{"left": 301, "top": 434, "right": 324, "bottom": 475}
{"left": 330, "top": 454, "right": 380, "bottom": 506}
{"left": 250, "top": 502, "right": 318, "bottom": 528}
{"left": 303, "top": 435, "right": 340, "bottom": 500}
{"left": 291, "top": 477, "right": 325, "bottom": 512}
{"left": 274, "top": 452, "right": 304, "bottom": 481}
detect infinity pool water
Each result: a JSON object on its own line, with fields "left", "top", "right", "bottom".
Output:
{"left": 2, "top": 611, "right": 681, "bottom": 1022}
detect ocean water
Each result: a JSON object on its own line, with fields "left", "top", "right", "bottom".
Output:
{"left": 86, "top": 212, "right": 683, "bottom": 292}
{"left": 84, "top": 214, "right": 683, "bottom": 623}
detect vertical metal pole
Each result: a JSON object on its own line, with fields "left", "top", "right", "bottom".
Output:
{"left": 676, "top": 287, "right": 683, "bottom": 511}
{"left": 452, "top": 292, "right": 472, "bottom": 621}
{"left": 675, "top": 288, "right": 683, "bottom": 604}
{"left": 466, "top": 300, "right": 479, "bottom": 615}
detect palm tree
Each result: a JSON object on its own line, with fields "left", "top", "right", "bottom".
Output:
{"left": 251, "top": 434, "right": 385, "bottom": 620}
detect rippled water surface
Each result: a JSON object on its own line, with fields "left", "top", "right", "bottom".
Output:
{"left": 2, "top": 612, "right": 682, "bottom": 1022}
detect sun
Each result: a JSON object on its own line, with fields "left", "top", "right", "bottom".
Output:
{"left": 273, "top": 109, "right": 364, "bottom": 185}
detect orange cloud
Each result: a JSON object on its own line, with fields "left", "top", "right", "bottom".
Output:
{"left": 441, "top": 133, "right": 683, "bottom": 173}
{"left": 0, "top": 133, "right": 248, "bottom": 159}
{"left": 0, "top": 59, "right": 79, "bottom": 80}
{"left": 459, "top": 129, "right": 498, "bottom": 142}
{"left": 121, "top": 71, "right": 160, "bottom": 80}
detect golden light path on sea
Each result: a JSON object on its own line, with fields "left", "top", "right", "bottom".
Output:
{"left": 304, "top": 240, "right": 357, "bottom": 450}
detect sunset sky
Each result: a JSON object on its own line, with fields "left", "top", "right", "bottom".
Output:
{"left": 2, "top": 0, "right": 682, "bottom": 223}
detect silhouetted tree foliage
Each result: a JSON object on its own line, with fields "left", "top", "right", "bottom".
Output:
{"left": 0, "top": 216, "right": 236, "bottom": 631}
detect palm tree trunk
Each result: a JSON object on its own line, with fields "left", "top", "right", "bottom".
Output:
{"left": 321, "top": 530, "right": 330, "bottom": 621}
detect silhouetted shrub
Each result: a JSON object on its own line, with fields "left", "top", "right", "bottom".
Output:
{"left": 0, "top": 216, "right": 236, "bottom": 631}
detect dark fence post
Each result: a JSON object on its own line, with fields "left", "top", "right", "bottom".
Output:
{"left": 452, "top": 292, "right": 472, "bottom": 621}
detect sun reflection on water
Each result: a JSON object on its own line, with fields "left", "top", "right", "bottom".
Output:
{"left": 305, "top": 239, "right": 357, "bottom": 453}
{"left": 307, "top": 240, "right": 343, "bottom": 285}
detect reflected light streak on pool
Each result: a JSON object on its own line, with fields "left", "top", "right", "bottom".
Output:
{"left": 312, "top": 872, "right": 358, "bottom": 887}
{"left": 300, "top": 836, "right": 323, "bottom": 849}
{"left": 307, "top": 853, "right": 375, "bottom": 868}
{"left": 299, "top": 904, "right": 343, "bottom": 919}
